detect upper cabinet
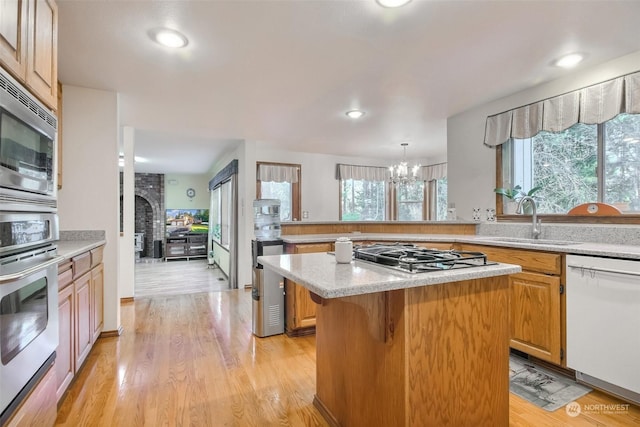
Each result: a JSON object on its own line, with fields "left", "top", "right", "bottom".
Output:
{"left": 0, "top": 0, "right": 28, "bottom": 79}
{"left": 0, "top": 0, "right": 58, "bottom": 111}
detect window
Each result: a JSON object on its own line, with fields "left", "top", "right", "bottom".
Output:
{"left": 256, "top": 162, "right": 301, "bottom": 221}
{"left": 396, "top": 181, "right": 424, "bottom": 221}
{"left": 341, "top": 179, "right": 386, "bottom": 221}
{"left": 337, "top": 163, "right": 447, "bottom": 221}
{"left": 435, "top": 177, "right": 448, "bottom": 220}
{"left": 502, "top": 113, "right": 640, "bottom": 214}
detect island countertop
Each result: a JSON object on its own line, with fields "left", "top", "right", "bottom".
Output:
{"left": 258, "top": 252, "right": 521, "bottom": 299}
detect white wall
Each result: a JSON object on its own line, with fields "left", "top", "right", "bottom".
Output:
{"left": 207, "top": 140, "right": 256, "bottom": 288}
{"left": 119, "top": 127, "right": 135, "bottom": 299}
{"left": 448, "top": 50, "right": 640, "bottom": 221}
{"left": 165, "top": 173, "right": 210, "bottom": 209}
{"left": 58, "top": 85, "right": 121, "bottom": 332}
{"left": 207, "top": 143, "right": 442, "bottom": 288}
{"left": 255, "top": 146, "right": 438, "bottom": 221}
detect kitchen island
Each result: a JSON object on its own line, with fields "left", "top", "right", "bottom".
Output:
{"left": 259, "top": 252, "right": 521, "bottom": 427}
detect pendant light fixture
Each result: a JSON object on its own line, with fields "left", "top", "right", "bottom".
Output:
{"left": 389, "top": 142, "right": 421, "bottom": 184}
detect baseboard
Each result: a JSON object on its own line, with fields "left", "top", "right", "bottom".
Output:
{"left": 313, "top": 396, "right": 339, "bottom": 427}
{"left": 100, "top": 325, "right": 124, "bottom": 338}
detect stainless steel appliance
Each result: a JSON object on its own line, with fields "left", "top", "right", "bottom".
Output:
{"left": 251, "top": 239, "right": 284, "bottom": 337}
{"left": 0, "top": 66, "right": 57, "bottom": 212}
{"left": 0, "top": 215, "right": 60, "bottom": 423}
{"left": 353, "top": 243, "right": 495, "bottom": 273}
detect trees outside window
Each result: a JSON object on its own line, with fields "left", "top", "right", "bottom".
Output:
{"left": 341, "top": 179, "right": 386, "bottom": 221}
{"left": 502, "top": 113, "right": 640, "bottom": 214}
{"left": 397, "top": 181, "right": 424, "bottom": 221}
{"left": 435, "top": 177, "right": 448, "bottom": 220}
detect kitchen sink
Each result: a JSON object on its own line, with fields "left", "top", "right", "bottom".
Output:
{"left": 476, "top": 237, "right": 581, "bottom": 246}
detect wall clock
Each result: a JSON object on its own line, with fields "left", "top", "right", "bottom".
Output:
{"left": 186, "top": 188, "right": 196, "bottom": 198}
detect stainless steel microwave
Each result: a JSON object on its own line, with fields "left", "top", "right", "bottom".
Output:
{"left": 0, "top": 67, "right": 57, "bottom": 212}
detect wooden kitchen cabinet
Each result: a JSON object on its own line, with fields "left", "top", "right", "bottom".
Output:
{"left": 74, "top": 271, "right": 92, "bottom": 370}
{"left": 56, "top": 245, "right": 105, "bottom": 402}
{"left": 0, "top": 0, "right": 28, "bottom": 80}
{"left": 284, "top": 242, "right": 332, "bottom": 336}
{"left": 0, "top": 0, "right": 58, "bottom": 110}
{"left": 90, "top": 263, "right": 104, "bottom": 343}
{"left": 413, "top": 241, "right": 454, "bottom": 250}
{"left": 56, "top": 262, "right": 74, "bottom": 402}
{"left": 25, "top": 0, "right": 58, "bottom": 109}
{"left": 456, "top": 244, "right": 564, "bottom": 365}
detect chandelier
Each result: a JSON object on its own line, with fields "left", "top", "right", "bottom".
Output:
{"left": 389, "top": 143, "right": 421, "bottom": 184}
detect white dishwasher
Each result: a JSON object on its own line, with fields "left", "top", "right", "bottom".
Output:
{"left": 566, "top": 254, "right": 640, "bottom": 404}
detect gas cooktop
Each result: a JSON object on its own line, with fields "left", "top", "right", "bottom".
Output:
{"left": 353, "top": 243, "right": 496, "bottom": 274}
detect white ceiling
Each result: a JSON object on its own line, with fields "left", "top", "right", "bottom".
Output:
{"left": 57, "top": 0, "right": 640, "bottom": 174}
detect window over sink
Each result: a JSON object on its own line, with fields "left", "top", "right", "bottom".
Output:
{"left": 501, "top": 113, "right": 640, "bottom": 214}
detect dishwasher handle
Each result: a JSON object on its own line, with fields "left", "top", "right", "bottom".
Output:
{"left": 567, "top": 264, "right": 640, "bottom": 279}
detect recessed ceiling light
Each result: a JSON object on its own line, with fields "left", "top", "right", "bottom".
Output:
{"left": 346, "top": 110, "right": 365, "bottom": 119}
{"left": 376, "top": 0, "right": 412, "bottom": 7}
{"left": 554, "top": 53, "right": 584, "bottom": 69}
{"left": 149, "top": 28, "right": 189, "bottom": 48}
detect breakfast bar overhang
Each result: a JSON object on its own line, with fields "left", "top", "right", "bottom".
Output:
{"left": 259, "top": 252, "right": 521, "bottom": 427}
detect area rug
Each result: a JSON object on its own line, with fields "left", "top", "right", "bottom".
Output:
{"left": 509, "top": 354, "right": 591, "bottom": 412}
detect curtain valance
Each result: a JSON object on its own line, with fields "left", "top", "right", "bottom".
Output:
{"left": 336, "top": 164, "right": 389, "bottom": 181}
{"left": 484, "top": 71, "right": 640, "bottom": 147}
{"left": 421, "top": 163, "right": 447, "bottom": 181}
{"left": 209, "top": 159, "right": 238, "bottom": 190}
{"left": 257, "top": 164, "right": 299, "bottom": 183}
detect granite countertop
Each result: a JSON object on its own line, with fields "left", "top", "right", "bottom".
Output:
{"left": 57, "top": 230, "right": 106, "bottom": 261}
{"left": 57, "top": 239, "right": 106, "bottom": 261}
{"left": 281, "top": 233, "right": 640, "bottom": 260}
{"left": 258, "top": 252, "right": 521, "bottom": 299}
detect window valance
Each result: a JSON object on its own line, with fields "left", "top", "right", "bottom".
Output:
{"left": 484, "top": 71, "right": 640, "bottom": 147}
{"left": 257, "top": 164, "right": 299, "bottom": 183}
{"left": 421, "top": 163, "right": 447, "bottom": 181}
{"left": 335, "top": 163, "right": 446, "bottom": 182}
{"left": 209, "top": 159, "right": 238, "bottom": 190}
{"left": 336, "top": 164, "right": 389, "bottom": 181}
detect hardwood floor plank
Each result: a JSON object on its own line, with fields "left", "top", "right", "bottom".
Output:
{"left": 134, "top": 259, "right": 229, "bottom": 297}
{"left": 56, "top": 262, "right": 639, "bottom": 426}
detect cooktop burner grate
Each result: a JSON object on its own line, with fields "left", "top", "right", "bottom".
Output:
{"left": 353, "top": 243, "right": 495, "bottom": 273}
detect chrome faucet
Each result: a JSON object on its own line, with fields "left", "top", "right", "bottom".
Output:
{"left": 516, "top": 196, "right": 541, "bottom": 239}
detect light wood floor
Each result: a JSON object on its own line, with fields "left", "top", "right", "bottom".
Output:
{"left": 56, "top": 287, "right": 640, "bottom": 425}
{"left": 134, "top": 259, "right": 230, "bottom": 297}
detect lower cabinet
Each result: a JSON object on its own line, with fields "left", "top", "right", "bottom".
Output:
{"left": 56, "top": 280, "right": 74, "bottom": 402}
{"left": 91, "top": 263, "right": 104, "bottom": 343}
{"left": 456, "top": 243, "right": 564, "bottom": 365}
{"left": 283, "top": 240, "right": 456, "bottom": 337}
{"left": 284, "top": 242, "right": 332, "bottom": 336}
{"left": 74, "top": 271, "right": 92, "bottom": 370}
{"left": 56, "top": 245, "right": 105, "bottom": 402}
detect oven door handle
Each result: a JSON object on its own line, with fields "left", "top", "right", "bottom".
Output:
{"left": 0, "top": 256, "right": 64, "bottom": 284}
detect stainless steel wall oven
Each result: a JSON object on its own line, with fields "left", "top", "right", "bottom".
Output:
{"left": 0, "top": 66, "right": 60, "bottom": 425}
{"left": 0, "top": 211, "right": 60, "bottom": 423}
{"left": 0, "top": 65, "right": 57, "bottom": 213}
